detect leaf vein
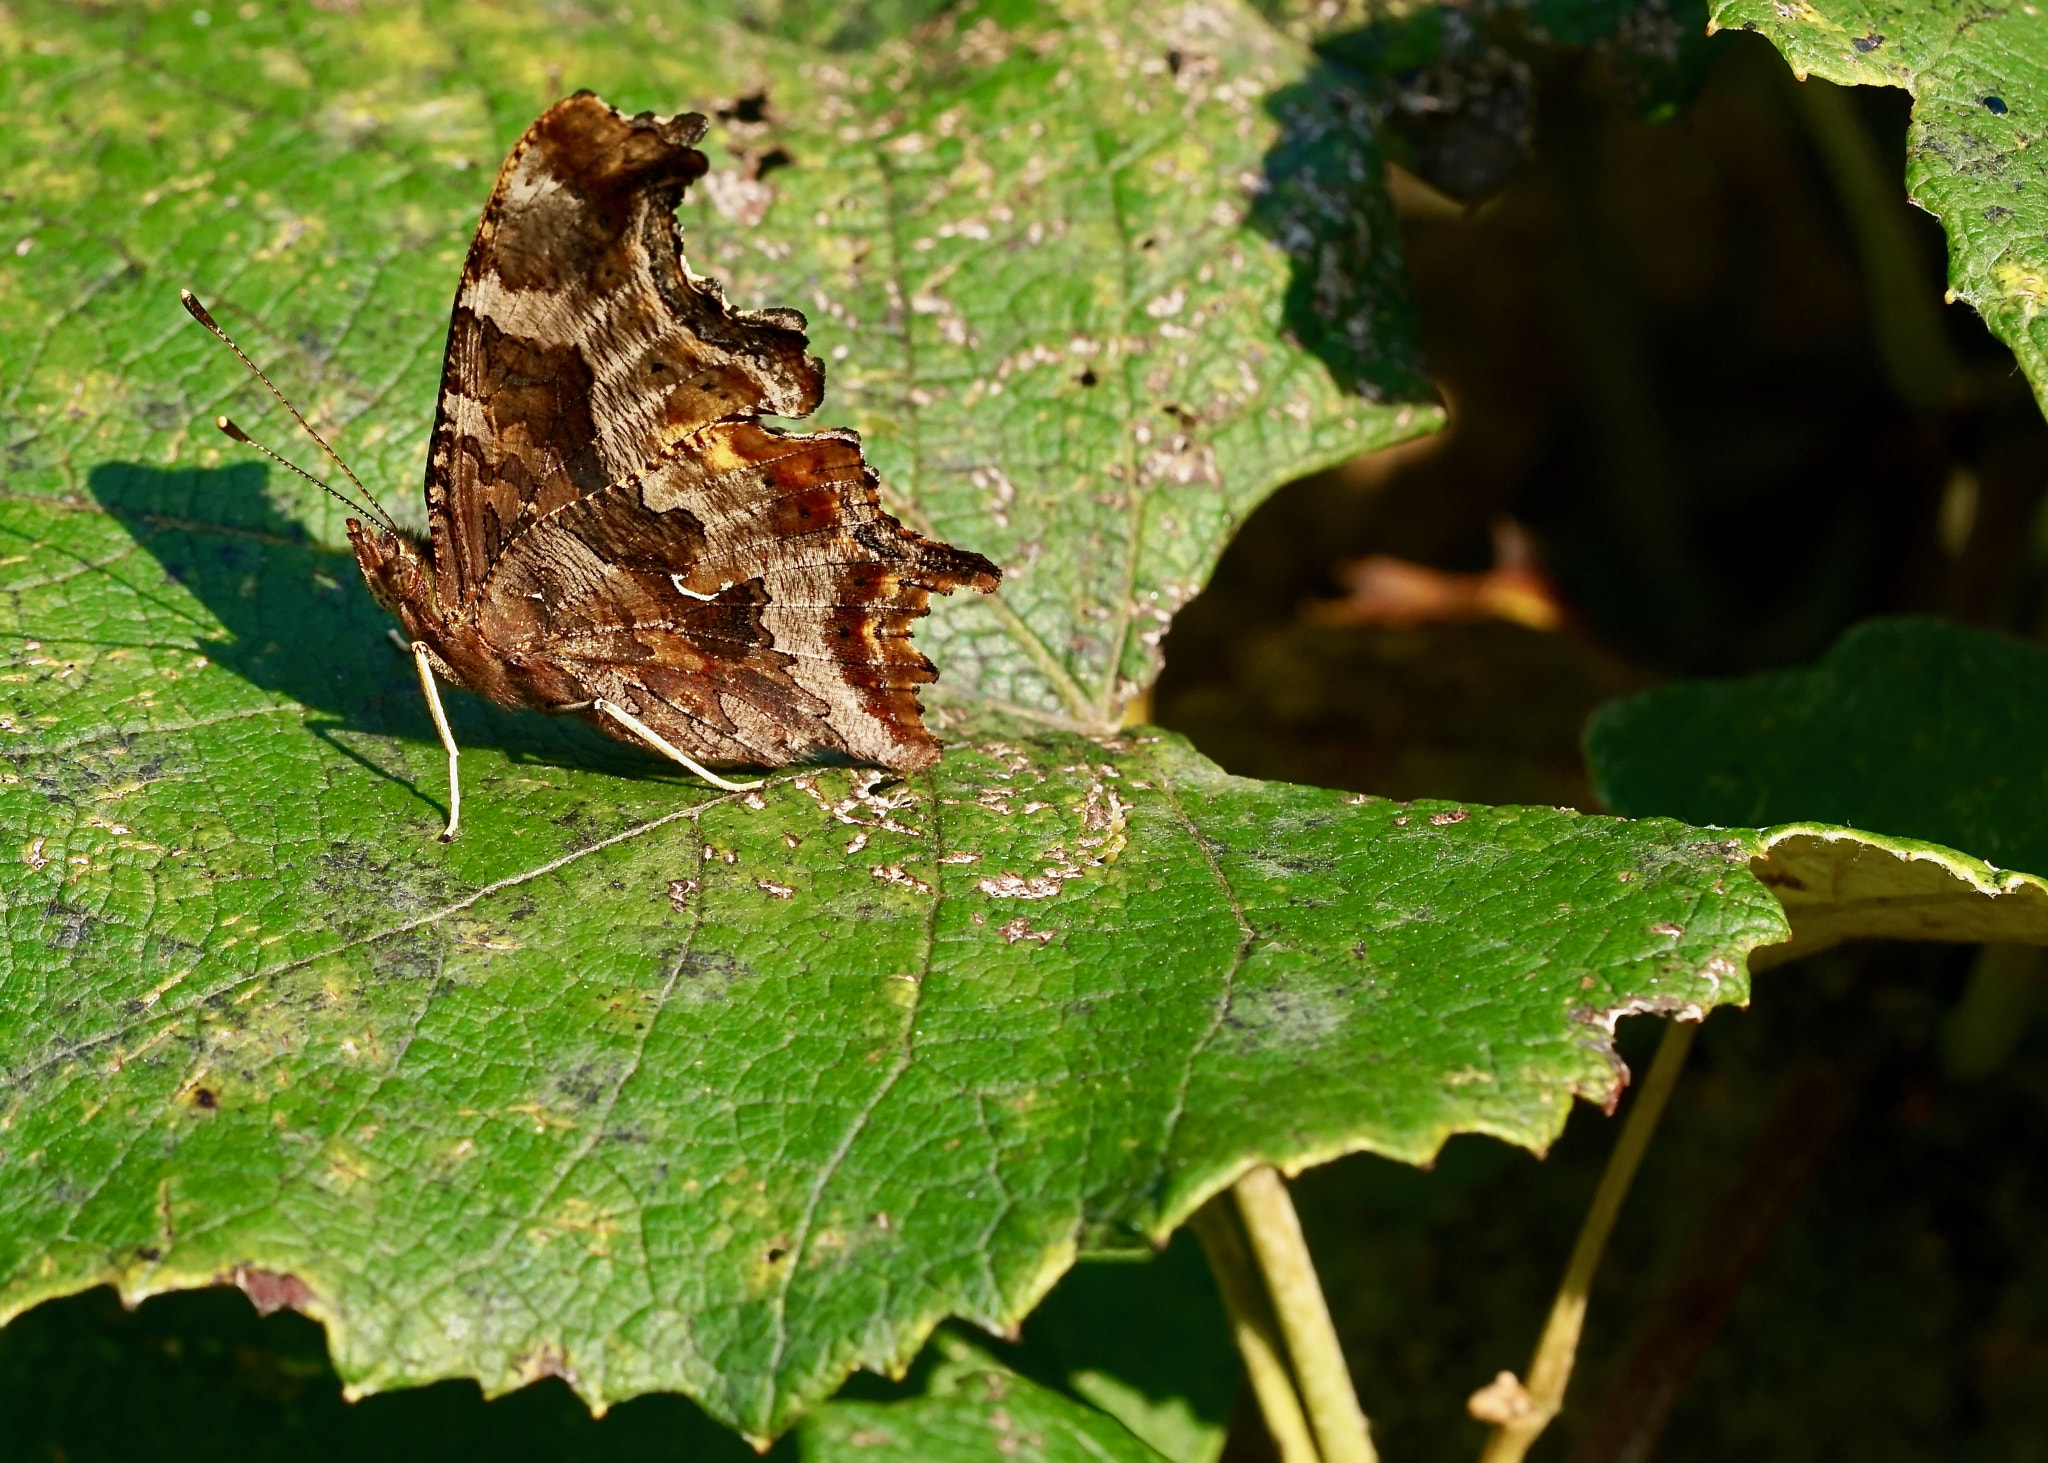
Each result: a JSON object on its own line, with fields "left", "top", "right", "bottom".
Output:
{"left": 1145, "top": 746, "right": 1256, "bottom": 1216}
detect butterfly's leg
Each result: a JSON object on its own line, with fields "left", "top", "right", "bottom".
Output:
{"left": 592, "top": 697, "right": 764, "bottom": 793}
{"left": 411, "top": 641, "right": 463, "bottom": 841}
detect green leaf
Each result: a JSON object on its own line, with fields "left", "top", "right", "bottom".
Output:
{"left": 987, "top": 1230, "right": 1237, "bottom": 1463}
{"left": 1258, "top": 0, "right": 1724, "bottom": 148}
{"left": 1588, "top": 617, "right": 2048, "bottom": 965}
{"left": 1588, "top": 618, "right": 2048, "bottom": 869}
{"left": 1710, "top": 0, "right": 2048, "bottom": 413}
{"left": 1, "top": 0, "right": 1794, "bottom": 1445}
{"left": 0, "top": 492, "right": 1791, "bottom": 1428}
{"left": 0, "top": 0, "right": 1436, "bottom": 728}
{"left": 802, "top": 1342, "right": 1173, "bottom": 1463}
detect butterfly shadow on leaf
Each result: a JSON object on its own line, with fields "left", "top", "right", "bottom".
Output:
{"left": 85, "top": 460, "right": 681, "bottom": 798}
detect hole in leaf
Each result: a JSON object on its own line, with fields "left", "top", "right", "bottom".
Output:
{"left": 721, "top": 90, "right": 769, "bottom": 124}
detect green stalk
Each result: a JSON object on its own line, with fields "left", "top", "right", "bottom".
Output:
{"left": 1233, "top": 1165, "right": 1378, "bottom": 1463}
{"left": 1477, "top": 1019, "right": 1699, "bottom": 1463}
{"left": 1790, "top": 76, "right": 1963, "bottom": 415}
{"left": 1191, "top": 1199, "right": 1323, "bottom": 1463}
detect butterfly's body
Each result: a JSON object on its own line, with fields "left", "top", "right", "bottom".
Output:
{"left": 348, "top": 523, "right": 584, "bottom": 716}
{"left": 193, "top": 92, "right": 998, "bottom": 835}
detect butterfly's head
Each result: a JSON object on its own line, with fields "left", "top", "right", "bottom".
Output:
{"left": 347, "top": 518, "right": 442, "bottom": 630}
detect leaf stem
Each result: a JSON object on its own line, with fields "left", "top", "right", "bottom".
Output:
{"left": 1788, "top": 75, "right": 1963, "bottom": 415}
{"left": 1191, "top": 1198, "right": 1323, "bottom": 1463}
{"left": 1476, "top": 1018, "right": 1699, "bottom": 1463}
{"left": 1233, "top": 1165, "right": 1378, "bottom": 1463}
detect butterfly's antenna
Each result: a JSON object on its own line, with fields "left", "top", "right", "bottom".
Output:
{"left": 212, "top": 415, "right": 391, "bottom": 529}
{"left": 180, "top": 288, "right": 403, "bottom": 536}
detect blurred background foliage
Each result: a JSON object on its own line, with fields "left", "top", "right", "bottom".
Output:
{"left": 9, "top": 3, "right": 2048, "bottom": 1461}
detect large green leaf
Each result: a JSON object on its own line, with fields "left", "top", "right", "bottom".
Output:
{"left": 1588, "top": 618, "right": 2048, "bottom": 870}
{"left": 1588, "top": 617, "right": 2048, "bottom": 965}
{"left": 0, "top": 0, "right": 1803, "bottom": 1446}
{"left": 800, "top": 1338, "right": 1173, "bottom": 1463}
{"left": 1710, "top": 0, "right": 2048, "bottom": 413}
{"left": 0, "top": 0, "right": 1434, "bottom": 727}
{"left": 0, "top": 508, "right": 1790, "bottom": 1429}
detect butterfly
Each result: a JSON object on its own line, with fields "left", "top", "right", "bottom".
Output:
{"left": 186, "top": 92, "right": 999, "bottom": 839}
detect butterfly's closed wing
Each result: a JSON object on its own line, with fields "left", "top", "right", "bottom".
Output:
{"left": 382, "top": 90, "right": 997, "bottom": 778}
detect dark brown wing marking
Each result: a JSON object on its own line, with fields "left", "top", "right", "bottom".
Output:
{"left": 476, "top": 421, "right": 999, "bottom": 771}
{"left": 425, "top": 91, "right": 822, "bottom": 602}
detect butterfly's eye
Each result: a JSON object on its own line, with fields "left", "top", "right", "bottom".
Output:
{"left": 648, "top": 359, "right": 669, "bottom": 374}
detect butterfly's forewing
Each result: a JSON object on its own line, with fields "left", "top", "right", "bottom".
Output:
{"left": 424, "top": 92, "right": 822, "bottom": 603}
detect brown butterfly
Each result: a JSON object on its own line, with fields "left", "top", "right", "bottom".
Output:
{"left": 185, "top": 92, "right": 999, "bottom": 839}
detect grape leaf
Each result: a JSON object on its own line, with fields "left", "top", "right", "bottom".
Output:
{"left": 1589, "top": 618, "right": 2048, "bottom": 870}
{"left": 985, "top": 1231, "right": 1237, "bottom": 1463}
{"left": 799, "top": 1344, "right": 1174, "bottom": 1463}
{"left": 1589, "top": 618, "right": 2048, "bottom": 967}
{"left": 1, "top": 0, "right": 1799, "bottom": 1445}
{"left": 1256, "top": 0, "right": 1726, "bottom": 211}
{"left": 0, "top": 480, "right": 1791, "bottom": 1430}
{"left": 1710, "top": 0, "right": 2048, "bottom": 413}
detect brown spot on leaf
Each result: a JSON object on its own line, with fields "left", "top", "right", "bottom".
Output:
{"left": 718, "top": 90, "right": 771, "bottom": 126}
{"left": 230, "top": 1264, "right": 315, "bottom": 1316}
{"left": 514, "top": 1343, "right": 578, "bottom": 1387}
{"left": 999, "top": 917, "right": 1056, "bottom": 946}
